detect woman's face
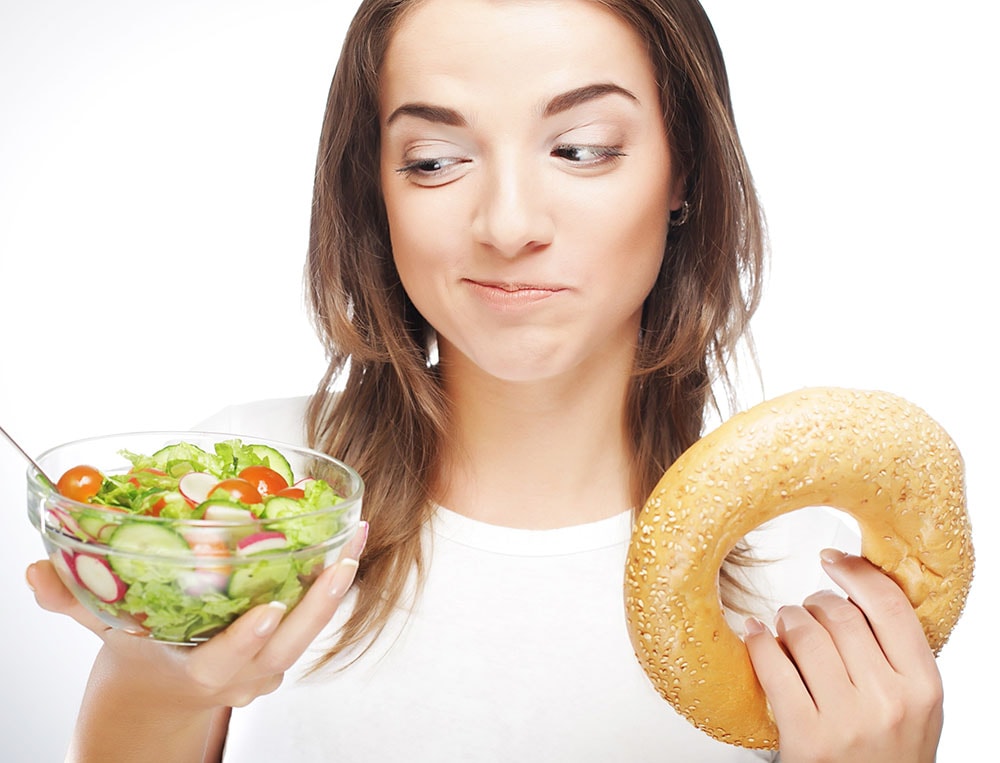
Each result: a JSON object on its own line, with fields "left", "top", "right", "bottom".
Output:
{"left": 379, "top": 0, "right": 681, "bottom": 384}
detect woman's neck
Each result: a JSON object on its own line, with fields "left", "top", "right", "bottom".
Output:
{"left": 435, "top": 351, "right": 636, "bottom": 530}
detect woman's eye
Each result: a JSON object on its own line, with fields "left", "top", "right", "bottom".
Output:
{"left": 395, "top": 156, "right": 469, "bottom": 183}
{"left": 551, "top": 144, "right": 626, "bottom": 165}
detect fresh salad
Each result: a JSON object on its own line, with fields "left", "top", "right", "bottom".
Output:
{"left": 43, "top": 438, "right": 353, "bottom": 643}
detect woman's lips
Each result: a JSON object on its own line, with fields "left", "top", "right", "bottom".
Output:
{"left": 465, "top": 279, "right": 565, "bottom": 309}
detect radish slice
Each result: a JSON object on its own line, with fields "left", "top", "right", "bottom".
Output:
{"left": 178, "top": 472, "right": 219, "bottom": 505}
{"left": 73, "top": 554, "right": 128, "bottom": 603}
{"left": 237, "top": 531, "right": 288, "bottom": 555}
{"left": 47, "top": 507, "right": 85, "bottom": 539}
{"left": 54, "top": 549, "right": 83, "bottom": 587}
{"left": 94, "top": 522, "right": 119, "bottom": 543}
{"left": 202, "top": 504, "right": 255, "bottom": 522}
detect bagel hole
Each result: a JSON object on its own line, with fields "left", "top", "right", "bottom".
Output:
{"left": 730, "top": 506, "right": 861, "bottom": 624}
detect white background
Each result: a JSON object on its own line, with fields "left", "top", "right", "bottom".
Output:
{"left": 1, "top": 1, "right": 995, "bottom": 759}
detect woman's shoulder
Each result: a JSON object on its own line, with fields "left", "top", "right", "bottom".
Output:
{"left": 194, "top": 395, "right": 312, "bottom": 446}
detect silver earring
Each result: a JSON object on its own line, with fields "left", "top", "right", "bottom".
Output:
{"left": 671, "top": 200, "right": 691, "bottom": 228}
{"left": 425, "top": 329, "right": 439, "bottom": 368}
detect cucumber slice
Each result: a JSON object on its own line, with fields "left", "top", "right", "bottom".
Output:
{"left": 260, "top": 496, "right": 301, "bottom": 520}
{"left": 151, "top": 442, "right": 210, "bottom": 464}
{"left": 150, "top": 442, "right": 214, "bottom": 478}
{"left": 107, "top": 522, "right": 190, "bottom": 582}
{"left": 76, "top": 511, "right": 119, "bottom": 543}
{"left": 249, "top": 445, "right": 294, "bottom": 486}
{"left": 108, "top": 522, "right": 190, "bottom": 554}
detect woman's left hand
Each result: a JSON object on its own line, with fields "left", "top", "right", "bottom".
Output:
{"left": 744, "top": 549, "right": 943, "bottom": 762}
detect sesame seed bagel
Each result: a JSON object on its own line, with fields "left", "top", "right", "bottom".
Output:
{"left": 624, "top": 387, "right": 974, "bottom": 749}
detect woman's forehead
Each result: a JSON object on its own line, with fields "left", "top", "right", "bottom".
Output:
{"left": 378, "top": 0, "right": 657, "bottom": 120}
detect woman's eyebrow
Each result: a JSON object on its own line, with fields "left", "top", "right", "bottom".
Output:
{"left": 384, "top": 83, "right": 639, "bottom": 128}
{"left": 385, "top": 103, "right": 466, "bottom": 127}
{"left": 542, "top": 83, "right": 639, "bottom": 117}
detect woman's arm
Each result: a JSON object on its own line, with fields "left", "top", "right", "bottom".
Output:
{"left": 204, "top": 707, "right": 233, "bottom": 763}
{"left": 745, "top": 549, "right": 943, "bottom": 762}
{"left": 68, "top": 645, "right": 229, "bottom": 763}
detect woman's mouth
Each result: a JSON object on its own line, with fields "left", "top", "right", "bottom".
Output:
{"left": 465, "top": 279, "right": 565, "bottom": 309}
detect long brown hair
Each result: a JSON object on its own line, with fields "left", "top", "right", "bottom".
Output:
{"left": 305, "top": 0, "right": 766, "bottom": 666}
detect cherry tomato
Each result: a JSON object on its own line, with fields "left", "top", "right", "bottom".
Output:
{"left": 239, "top": 466, "right": 289, "bottom": 497}
{"left": 146, "top": 493, "right": 169, "bottom": 517}
{"left": 56, "top": 465, "right": 104, "bottom": 503}
{"left": 275, "top": 486, "right": 306, "bottom": 500}
{"left": 208, "top": 478, "right": 262, "bottom": 505}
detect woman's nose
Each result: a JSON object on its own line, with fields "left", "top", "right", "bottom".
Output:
{"left": 470, "top": 158, "right": 554, "bottom": 257}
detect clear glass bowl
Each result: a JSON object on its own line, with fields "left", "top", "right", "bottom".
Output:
{"left": 26, "top": 431, "right": 363, "bottom": 645}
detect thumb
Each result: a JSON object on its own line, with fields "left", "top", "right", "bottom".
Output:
{"left": 27, "top": 559, "right": 110, "bottom": 636}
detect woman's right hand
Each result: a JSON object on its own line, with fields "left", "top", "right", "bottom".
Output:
{"left": 26, "top": 521, "right": 367, "bottom": 762}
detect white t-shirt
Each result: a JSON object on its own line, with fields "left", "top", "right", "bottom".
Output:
{"left": 199, "top": 398, "right": 859, "bottom": 762}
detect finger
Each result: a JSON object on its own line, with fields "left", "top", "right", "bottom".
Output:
{"left": 773, "top": 605, "right": 856, "bottom": 708}
{"left": 820, "top": 550, "right": 938, "bottom": 676}
{"left": 27, "top": 560, "right": 109, "bottom": 635}
{"left": 744, "top": 617, "right": 817, "bottom": 730}
{"left": 336, "top": 521, "right": 369, "bottom": 565}
{"left": 802, "top": 589, "right": 891, "bottom": 687}
{"left": 185, "top": 601, "right": 290, "bottom": 688}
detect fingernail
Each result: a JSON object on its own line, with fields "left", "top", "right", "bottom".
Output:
{"left": 743, "top": 617, "right": 765, "bottom": 638}
{"left": 820, "top": 548, "right": 848, "bottom": 565}
{"left": 329, "top": 557, "right": 360, "bottom": 598}
{"left": 25, "top": 564, "right": 36, "bottom": 593}
{"left": 254, "top": 601, "right": 287, "bottom": 637}
{"left": 348, "top": 521, "right": 369, "bottom": 559}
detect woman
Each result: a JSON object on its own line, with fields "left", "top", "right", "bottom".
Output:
{"left": 27, "top": 1, "right": 944, "bottom": 760}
